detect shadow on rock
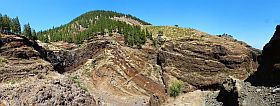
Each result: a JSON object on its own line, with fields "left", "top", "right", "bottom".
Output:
{"left": 217, "top": 78, "right": 239, "bottom": 106}
{"left": 246, "top": 25, "right": 280, "bottom": 87}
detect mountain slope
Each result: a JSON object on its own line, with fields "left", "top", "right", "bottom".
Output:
{"left": 37, "top": 10, "right": 152, "bottom": 46}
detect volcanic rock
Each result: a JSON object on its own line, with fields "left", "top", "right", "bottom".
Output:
{"left": 247, "top": 25, "right": 280, "bottom": 86}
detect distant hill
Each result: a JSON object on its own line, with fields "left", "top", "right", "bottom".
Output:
{"left": 37, "top": 10, "right": 152, "bottom": 46}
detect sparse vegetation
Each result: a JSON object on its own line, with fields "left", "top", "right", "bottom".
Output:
{"left": 0, "top": 57, "right": 7, "bottom": 66}
{"left": 70, "top": 75, "right": 88, "bottom": 91}
{"left": 217, "top": 33, "right": 233, "bottom": 38}
{"left": 82, "top": 68, "right": 92, "bottom": 77}
{"left": 9, "top": 77, "right": 22, "bottom": 84}
{"left": 217, "top": 33, "right": 252, "bottom": 47}
{"left": 144, "top": 26, "right": 197, "bottom": 40}
{"left": 169, "top": 79, "right": 183, "bottom": 97}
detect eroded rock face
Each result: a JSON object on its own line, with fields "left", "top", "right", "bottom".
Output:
{"left": 49, "top": 40, "right": 109, "bottom": 73}
{"left": 0, "top": 34, "right": 53, "bottom": 82}
{"left": 0, "top": 34, "right": 166, "bottom": 105}
{"left": 0, "top": 58, "right": 53, "bottom": 82}
{"left": 0, "top": 34, "right": 40, "bottom": 59}
{"left": 158, "top": 35, "right": 259, "bottom": 91}
{"left": 247, "top": 25, "right": 280, "bottom": 86}
{"left": 0, "top": 34, "right": 97, "bottom": 106}
{"left": 0, "top": 34, "right": 110, "bottom": 74}
{"left": 78, "top": 37, "right": 167, "bottom": 105}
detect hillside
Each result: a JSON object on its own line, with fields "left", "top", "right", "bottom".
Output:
{"left": 1, "top": 11, "right": 280, "bottom": 106}
{"left": 37, "top": 10, "right": 152, "bottom": 46}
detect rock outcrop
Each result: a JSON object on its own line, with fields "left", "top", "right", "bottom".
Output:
{"left": 47, "top": 40, "right": 109, "bottom": 73}
{"left": 0, "top": 34, "right": 97, "bottom": 106}
{"left": 158, "top": 33, "right": 260, "bottom": 91}
{"left": 0, "top": 34, "right": 53, "bottom": 82}
{"left": 247, "top": 25, "right": 280, "bottom": 86}
{"left": 213, "top": 25, "right": 280, "bottom": 105}
{"left": 0, "top": 57, "right": 53, "bottom": 82}
{"left": 202, "top": 25, "right": 280, "bottom": 106}
{"left": 0, "top": 34, "right": 40, "bottom": 59}
{"left": 0, "top": 34, "right": 110, "bottom": 74}
{"left": 69, "top": 35, "right": 167, "bottom": 105}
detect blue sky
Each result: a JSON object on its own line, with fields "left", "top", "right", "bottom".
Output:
{"left": 0, "top": 0, "right": 279, "bottom": 49}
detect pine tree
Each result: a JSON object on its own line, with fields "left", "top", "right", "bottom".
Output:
{"left": 11, "top": 17, "right": 21, "bottom": 34}
{"left": 11, "top": 18, "right": 16, "bottom": 33}
{"left": 31, "top": 29, "right": 37, "bottom": 40}
{"left": 23, "top": 23, "right": 32, "bottom": 39}
{"left": 2, "top": 15, "right": 11, "bottom": 34}
{"left": 38, "top": 31, "right": 49, "bottom": 43}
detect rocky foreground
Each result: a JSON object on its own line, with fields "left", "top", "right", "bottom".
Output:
{"left": 0, "top": 25, "right": 279, "bottom": 106}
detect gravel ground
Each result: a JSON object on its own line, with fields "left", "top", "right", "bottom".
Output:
{"left": 203, "top": 80, "right": 280, "bottom": 106}
{"left": 0, "top": 76, "right": 96, "bottom": 106}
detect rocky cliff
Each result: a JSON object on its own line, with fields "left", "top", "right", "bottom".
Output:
{"left": 157, "top": 28, "right": 259, "bottom": 93}
{"left": 0, "top": 34, "right": 97, "bottom": 106}
{"left": 247, "top": 25, "right": 280, "bottom": 86}
{"left": 212, "top": 25, "right": 280, "bottom": 106}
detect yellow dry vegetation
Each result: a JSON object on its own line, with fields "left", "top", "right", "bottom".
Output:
{"left": 144, "top": 26, "right": 208, "bottom": 40}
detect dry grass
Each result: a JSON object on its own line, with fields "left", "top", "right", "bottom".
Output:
{"left": 144, "top": 26, "right": 208, "bottom": 40}
{"left": 0, "top": 57, "right": 7, "bottom": 66}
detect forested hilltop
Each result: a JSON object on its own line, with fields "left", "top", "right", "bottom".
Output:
{"left": 37, "top": 10, "right": 152, "bottom": 46}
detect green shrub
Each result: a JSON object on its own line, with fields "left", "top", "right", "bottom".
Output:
{"left": 169, "top": 79, "right": 183, "bottom": 97}
{"left": 0, "top": 57, "right": 7, "bottom": 66}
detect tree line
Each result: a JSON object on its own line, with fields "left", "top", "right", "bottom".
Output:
{"left": 37, "top": 10, "right": 152, "bottom": 47}
{"left": 0, "top": 14, "right": 21, "bottom": 34}
{"left": 0, "top": 14, "right": 37, "bottom": 40}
